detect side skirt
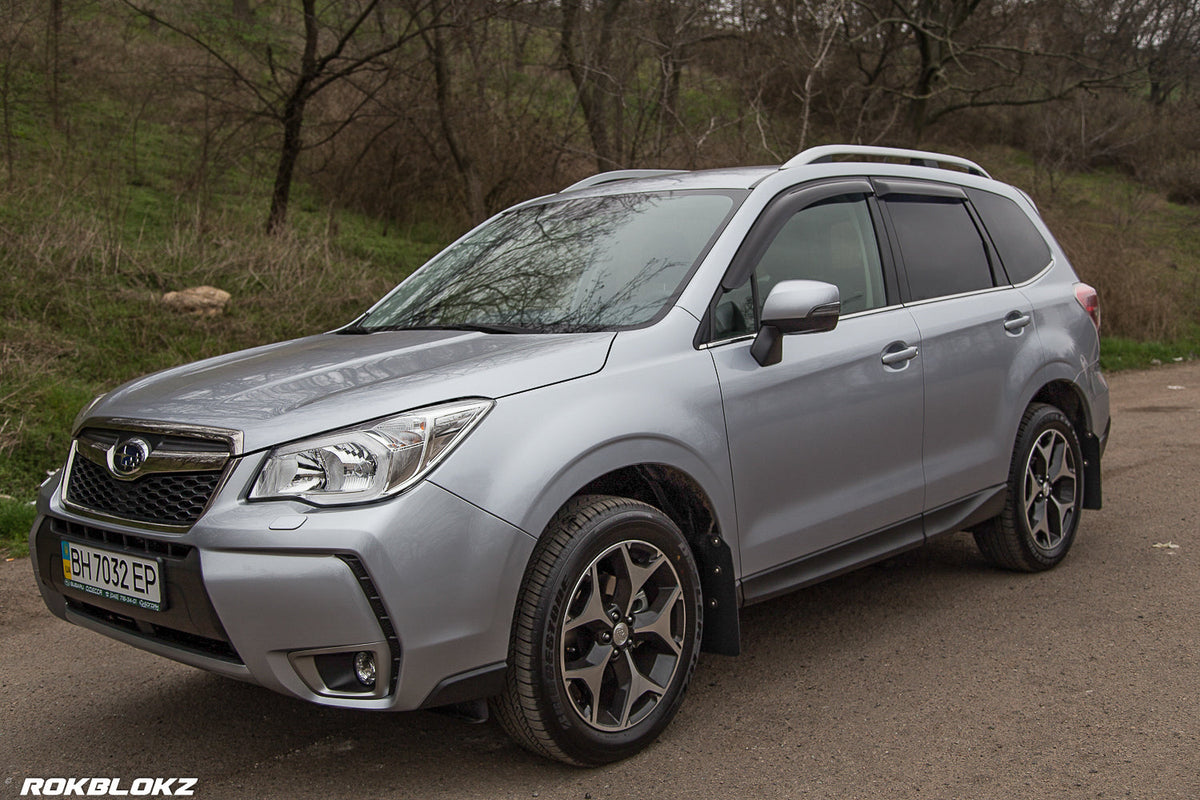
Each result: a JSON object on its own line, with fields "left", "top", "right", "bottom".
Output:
{"left": 739, "top": 517, "right": 924, "bottom": 606}
{"left": 738, "top": 485, "right": 1006, "bottom": 607}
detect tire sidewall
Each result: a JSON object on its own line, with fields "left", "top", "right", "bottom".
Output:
{"left": 530, "top": 503, "right": 703, "bottom": 764}
{"left": 1009, "top": 406, "right": 1084, "bottom": 567}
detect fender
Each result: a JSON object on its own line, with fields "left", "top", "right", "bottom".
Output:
{"left": 430, "top": 308, "right": 740, "bottom": 574}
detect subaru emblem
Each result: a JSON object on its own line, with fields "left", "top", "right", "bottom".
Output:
{"left": 108, "top": 437, "right": 152, "bottom": 478}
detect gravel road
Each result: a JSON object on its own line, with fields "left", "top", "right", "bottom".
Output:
{"left": 2, "top": 363, "right": 1197, "bottom": 799}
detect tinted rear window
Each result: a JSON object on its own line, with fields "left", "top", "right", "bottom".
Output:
{"left": 886, "top": 196, "right": 993, "bottom": 301}
{"left": 968, "top": 189, "right": 1052, "bottom": 284}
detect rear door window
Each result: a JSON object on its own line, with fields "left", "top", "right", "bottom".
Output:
{"left": 885, "top": 195, "right": 994, "bottom": 301}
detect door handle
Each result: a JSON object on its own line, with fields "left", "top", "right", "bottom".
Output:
{"left": 1004, "top": 312, "right": 1032, "bottom": 333}
{"left": 881, "top": 345, "right": 919, "bottom": 366}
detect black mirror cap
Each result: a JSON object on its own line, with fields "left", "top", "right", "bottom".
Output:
{"left": 751, "top": 301, "right": 841, "bottom": 367}
{"left": 777, "top": 301, "right": 840, "bottom": 335}
{"left": 750, "top": 305, "right": 840, "bottom": 366}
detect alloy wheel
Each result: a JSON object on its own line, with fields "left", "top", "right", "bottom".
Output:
{"left": 1022, "top": 428, "right": 1078, "bottom": 553}
{"left": 558, "top": 540, "right": 686, "bottom": 732}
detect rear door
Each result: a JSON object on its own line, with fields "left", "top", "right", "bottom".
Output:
{"left": 876, "top": 179, "right": 1044, "bottom": 515}
{"left": 706, "top": 180, "right": 925, "bottom": 595}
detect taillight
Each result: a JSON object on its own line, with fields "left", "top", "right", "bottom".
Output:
{"left": 1074, "top": 283, "right": 1100, "bottom": 332}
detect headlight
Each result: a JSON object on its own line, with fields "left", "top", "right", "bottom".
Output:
{"left": 250, "top": 399, "right": 492, "bottom": 506}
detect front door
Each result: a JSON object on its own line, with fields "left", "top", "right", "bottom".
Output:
{"left": 706, "top": 182, "right": 925, "bottom": 595}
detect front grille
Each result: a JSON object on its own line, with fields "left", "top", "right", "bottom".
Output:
{"left": 66, "top": 455, "right": 222, "bottom": 527}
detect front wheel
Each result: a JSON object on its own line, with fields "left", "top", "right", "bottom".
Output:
{"left": 491, "top": 495, "right": 703, "bottom": 765}
{"left": 975, "top": 403, "right": 1084, "bottom": 571}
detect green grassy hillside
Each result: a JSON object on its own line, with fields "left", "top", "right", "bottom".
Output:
{"left": 0, "top": 109, "right": 445, "bottom": 555}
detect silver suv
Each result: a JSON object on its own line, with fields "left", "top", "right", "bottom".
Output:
{"left": 31, "top": 145, "right": 1109, "bottom": 765}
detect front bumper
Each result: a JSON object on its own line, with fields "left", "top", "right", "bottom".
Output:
{"left": 30, "top": 455, "right": 535, "bottom": 711}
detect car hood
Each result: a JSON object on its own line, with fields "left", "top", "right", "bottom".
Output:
{"left": 84, "top": 330, "right": 615, "bottom": 452}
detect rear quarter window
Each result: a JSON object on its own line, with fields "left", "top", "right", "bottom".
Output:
{"left": 967, "top": 189, "right": 1052, "bottom": 284}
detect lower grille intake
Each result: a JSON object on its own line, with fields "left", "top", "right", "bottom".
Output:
{"left": 66, "top": 599, "right": 242, "bottom": 664}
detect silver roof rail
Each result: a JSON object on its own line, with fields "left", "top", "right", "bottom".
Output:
{"left": 782, "top": 145, "right": 990, "bottom": 179}
{"left": 561, "top": 169, "right": 685, "bottom": 193}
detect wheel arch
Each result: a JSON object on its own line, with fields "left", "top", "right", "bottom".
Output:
{"left": 567, "top": 463, "right": 741, "bottom": 656}
{"left": 1026, "top": 377, "right": 1103, "bottom": 510}
{"left": 1030, "top": 379, "right": 1091, "bottom": 436}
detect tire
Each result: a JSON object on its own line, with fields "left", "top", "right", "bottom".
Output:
{"left": 491, "top": 495, "right": 703, "bottom": 765}
{"left": 974, "top": 403, "right": 1084, "bottom": 571}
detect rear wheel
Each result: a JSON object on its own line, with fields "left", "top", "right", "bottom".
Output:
{"left": 975, "top": 403, "right": 1084, "bottom": 571}
{"left": 491, "top": 495, "right": 703, "bottom": 765}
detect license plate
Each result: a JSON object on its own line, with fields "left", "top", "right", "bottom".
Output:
{"left": 61, "top": 540, "right": 164, "bottom": 612}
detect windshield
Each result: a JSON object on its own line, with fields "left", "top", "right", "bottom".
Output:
{"left": 356, "top": 191, "right": 741, "bottom": 333}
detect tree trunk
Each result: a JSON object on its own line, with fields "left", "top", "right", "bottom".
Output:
{"left": 561, "top": 0, "right": 624, "bottom": 170}
{"left": 265, "top": 0, "right": 318, "bottom": 234}
{"left": 46, "top": 0, "right": 62, "bottom": 130}
{"left": 595, "top": 0, "right": 625, "bottom": 165}
{"left": 2, "top": 59, "right": 14, "bottom": 182}
{"left": 651, "top": 1, "right": 683, "bottom": 160}
{"left": 906, "top": 20, "right": 936, "bottom": 143}
{"left": 232, "top": 0, "right": 253, "bottom": 23}
{"left": 267, "top": 93, "right": 307, "bottom": 234}
{"left": 427, "top": 9, "right": 486, "bottom": 221}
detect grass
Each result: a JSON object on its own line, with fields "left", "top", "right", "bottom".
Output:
{"left": 1100, "top": 329, "right": 1200, "bottom": 372}
{"left": 0, "top": 96, "right": 449, "bottom": 555}
{"left": 0, "top": 497, "right": 36, "bottom": 558}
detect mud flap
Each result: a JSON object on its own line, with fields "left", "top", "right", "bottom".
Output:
{"left": 1082, "top": 432, "right": 1103, "bottom": 510}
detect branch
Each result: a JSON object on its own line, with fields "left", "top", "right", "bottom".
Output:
{"left": 926, "top": 71, "right": 1141, "bottom": 124}
{"left": 307, "top": 5, "right": 447, "bottom": 97}
{"left": 117, "top": 0, "right": 277, "bottom": 112}
{"left": 310, "top": 0, "right": 385, "bottom": 77}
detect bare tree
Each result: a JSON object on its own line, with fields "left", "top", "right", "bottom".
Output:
{"left": 557, "top": 0, "right": 734, "bottom": 170}
{"left": 120, "top": 0, "right": 440, "bottom": 233}
{"left": 46, "top": 0, "right": 64, "bottom": 130}
{"left": 73, "top": 0, "right": 1199, "bottom": 230}
{"left": 560, "top": 0, "right": 628, "bottom": 169}
{"left": 1, "top": 1, "right": 39, "bottom": 180}
{"left": 836, "top": 0, "right": 1133, "bottom": 141}
{"left": 1135, "top": 0, "right": 1200, "bottom": 106}
{"left": 734, "top": 0, "right": 849, "bottom": 152}
{"left": 414, "top": 0, "right": 487, "bottom": 219}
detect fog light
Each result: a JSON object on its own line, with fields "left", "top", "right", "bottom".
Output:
{"left": 354, "top": 651, "right": 376, "bottom": 687}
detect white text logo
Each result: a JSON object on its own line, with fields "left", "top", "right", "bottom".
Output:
{"left": 20, "top": 778, "right": 198, "bottom": 797}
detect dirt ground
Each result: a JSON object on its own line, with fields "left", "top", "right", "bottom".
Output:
{"left": 2, "top": 363, "right": 1197, "bottom": 799}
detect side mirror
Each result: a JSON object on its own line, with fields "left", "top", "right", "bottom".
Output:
{"left": 750, "top": 280, "right": 840, "bottom": 367}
